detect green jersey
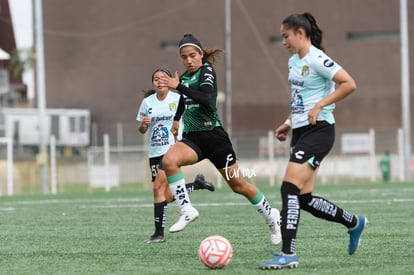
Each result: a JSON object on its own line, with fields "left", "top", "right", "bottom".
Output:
{"left": 179, "top": 64, "right": 222, "bottom": 132}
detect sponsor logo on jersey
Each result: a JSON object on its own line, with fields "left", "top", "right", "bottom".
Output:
{"left": 289, "top": 79, "right": 304, "bottom": 87}
{"left": 301, "top": 65, "right": 309, "bottom": 77}
{"left": 153, "top": 115, "right": 173, "bottom": 123}
{"left": 150, "top": 124, "right": 170, "bottom": 147}
{"left": 169, "top": 102, "right": 177, "bottom": 112}
{"left": 290, "top": 89, "right": 304, "bottom": 114}
{"left": 323, "top": 59, "right": 334, "bottom": 67}
{"left": 204, "top": 73, "right": 215, "bottom": 84}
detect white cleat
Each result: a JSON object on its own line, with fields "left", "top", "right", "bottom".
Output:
{"left": 268, "top": 208, "right": 282, "bottom": 245}
{"left": 169, "top": 208, "right": 199, "bottom": 233}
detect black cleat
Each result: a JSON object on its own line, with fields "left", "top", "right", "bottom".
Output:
{"left": 194, "top": 174, "right": 215, "bottom": 192}
{"left": 144, "top": 234, "right": 166, "bottom": 244}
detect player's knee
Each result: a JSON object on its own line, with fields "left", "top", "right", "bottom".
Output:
{"left": 161, "top": 153, "right": 177, "bottom": 171}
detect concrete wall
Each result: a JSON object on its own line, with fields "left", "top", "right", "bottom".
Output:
{"left": 41, "top": 0, "right": 414, "bottom": 145}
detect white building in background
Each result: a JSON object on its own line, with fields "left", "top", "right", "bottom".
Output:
{"left": 0, "top": 108, "right": 90, "bottom": 148}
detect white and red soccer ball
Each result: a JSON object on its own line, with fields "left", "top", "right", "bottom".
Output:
{"left": 198, "top": 235, "right": 233, "bottom": 269}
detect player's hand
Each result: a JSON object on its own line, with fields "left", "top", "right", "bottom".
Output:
{"left": 171, "top": 120, "right": 179, "bottom": 142}
{"left": 160, "top": 71, "right": 180, "bottom": 90}
{"left": 138, "top": 117, "right": 150, "bottom": 133}
{"left": 275, "top": 123, "right": 290, "bottom": 141}
{"left": 308, "top": 103, "right": 322, "bottom": 125}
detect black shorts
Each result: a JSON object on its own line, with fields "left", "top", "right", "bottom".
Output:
{"left": 180, "top": 127, "right": 237, "bottom": 169}
{"left": 289, "top": 121, "right": 335, "bottom": 168}
{"left": 149, "top": 155, "right": 163, "bottom": 182}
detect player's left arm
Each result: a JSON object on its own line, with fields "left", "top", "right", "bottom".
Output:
{"left": 175, "top": 66, "right": 215, "bottom": 107}
{"left": 309, "top": 66, "right": 357, "bottom": 124}
{"left": 313, "top": 54, "right": 357, "bottom": 106}
{"left": 159, "top": 67, "right": 214, "bottom": 107}
{"left": 320, "top": 68, "right": 357, "bottom": 107}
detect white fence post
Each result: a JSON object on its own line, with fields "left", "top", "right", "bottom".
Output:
{"left": 50, "top": 135, "right": 57, "bottom": 195}
{"left": 0, "top": 137, "right": 14, "bottom": 196}
{"left": 369, "top": 128, "right": 376, "bottom": 182}
{"left": 104, "top": 134, "right": 110, "bottom": 192}
{"left": 7, "top": 138, "right": 13, "bottom": 195}
{"left": 397, "top": 128, "right": 405, "bottom": 181}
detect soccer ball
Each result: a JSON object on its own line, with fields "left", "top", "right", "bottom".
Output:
{"left": 198, "top": 235, "right": 233, "bottom": 269}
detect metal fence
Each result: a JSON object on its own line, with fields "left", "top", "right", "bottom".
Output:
{"left": 0, "top": 126, "right": 413, "bottom": 195}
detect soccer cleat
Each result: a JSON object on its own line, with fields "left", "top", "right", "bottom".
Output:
{"left": 144, "top": 234, "right": 166, "bottom": 244}
{"left": 169, "top": 207, "right": 199, "bottom": 233}
{"left": 259, "top": 253, "right": 299, "bottom": 270}
{"left": 348, "top": 215, "right": 368, "bottom": 255}
{"left": 194, "top": 174, "right": 215, "bottom": 192}
{"left": 268, "top": 208, "right": 282, "bottom": 245}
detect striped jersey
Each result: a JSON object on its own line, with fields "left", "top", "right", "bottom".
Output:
{"left": 180, "top": 64, "right": 222, "bottom": 132}
{"left": 288, "top": 45, "right": 342, "bottom": 129}
{"left": 136, "top": 91, "right": 181, "bottom": 158}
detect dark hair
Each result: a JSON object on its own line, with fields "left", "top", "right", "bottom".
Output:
{"left": 282, "top": 12, "right": 325, "bottom": 52}
{"left": 202, "top": 48, "right": 224, "bottom": 65}
{"left": 142, "top": 89, "right": 156, "bottom": 98}
{"left": 178, "top": 33, "right": 223, "bottom": 65}
{"left": 143, "top": 68, "right": 172, "bottom": 97}
{"left": 151, "top": 68, "right": 172, "bottom": 82}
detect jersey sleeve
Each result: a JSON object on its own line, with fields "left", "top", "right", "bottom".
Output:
{"left": 176, "top": 66, "right": 215, "bottom": 107}
{"left": 312, "top": 52, "right": 342, "bottom": 80}
{"left": 173, "top": 95, "right": 185, "bottom": 121}
{"left": 136, "top": 99, "right": 147, "bottom": 122}
{"left": 199, "top": 65, "right": 216, "bottom": 88}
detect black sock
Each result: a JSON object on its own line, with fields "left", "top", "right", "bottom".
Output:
{"left": 299, "top": 193, "right": 356, "bottom": 228}
{"left": 185, "top": 183, "right": 195, "bottom": 193}
{"left": 154, "top": 201, "right": 167, "bottom": 236}
{"left": 280, "top": 181, "right": 300, "bottom": 255}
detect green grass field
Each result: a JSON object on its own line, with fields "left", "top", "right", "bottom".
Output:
{"left": 0, "top": 181, "right": 413, "bottom": 274}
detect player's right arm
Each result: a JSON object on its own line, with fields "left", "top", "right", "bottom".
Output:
{"left": 137, "top": 100, "right": 150, "bottom": 134}
{"left": 275, "top": 114, "right": 292, "bottom": 141}
{"left": 138, "top": 117, "right": 151, "bottom": 134}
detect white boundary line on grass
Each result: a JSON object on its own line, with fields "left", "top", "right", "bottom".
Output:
{"left": 79, "top": 202, "right": 248, "bottom": 209}
{"left": 2, "top": 197, "right": 414, "bottom": 210}
{"left": 78, "top": 198, "right": 414, "bottom": 209}
{"left": 0, "top": 207, "right": 15, "bottom": 211}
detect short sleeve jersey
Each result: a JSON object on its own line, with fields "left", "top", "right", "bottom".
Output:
{"left": 180, "top": 64, "right": 222, "bottom": 132}
{"left": 136, "top": 91, "right": 181, "bottom": 158}
{"left": 288, "top": 45, "right": 342, "bottom": 129}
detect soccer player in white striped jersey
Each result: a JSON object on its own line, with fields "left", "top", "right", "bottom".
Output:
{"left": 137, "top": 68, "right": 215, "bottom": 244}
{"left": 259, "top": 12, "right": 367, "bottom": 270}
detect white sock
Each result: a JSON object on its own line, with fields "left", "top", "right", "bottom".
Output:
{"left": 251, "top": 191, "right": 273, "bottom": 222}
{"left": 167, "top": 171, "right": 194, "bottom": 213}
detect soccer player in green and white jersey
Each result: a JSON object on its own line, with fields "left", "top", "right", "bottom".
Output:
{"left": 159, "top": 34, "right": 281, "bottom": 247}
{"left": 259, "top": 13, "right": 367, "bottom": 270}
{"left": 137, "top": 68, "right": 215, "bottom": 244}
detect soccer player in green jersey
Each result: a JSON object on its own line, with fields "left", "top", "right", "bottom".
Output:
{"left": 159, "top": 34, "right": 282, "bottom": 246}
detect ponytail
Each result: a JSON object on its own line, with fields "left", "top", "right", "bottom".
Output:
{"left": 142, "top": 89, "right": 156, "bottom": 98}
{"left": 282, "top": 12, "right": 325, "bottom": 52}
{"left": 202, "top": 48, "right": 224, "bottom": 65}
{"left": 301, "top": 13, "right": 324, "bottom": 52}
